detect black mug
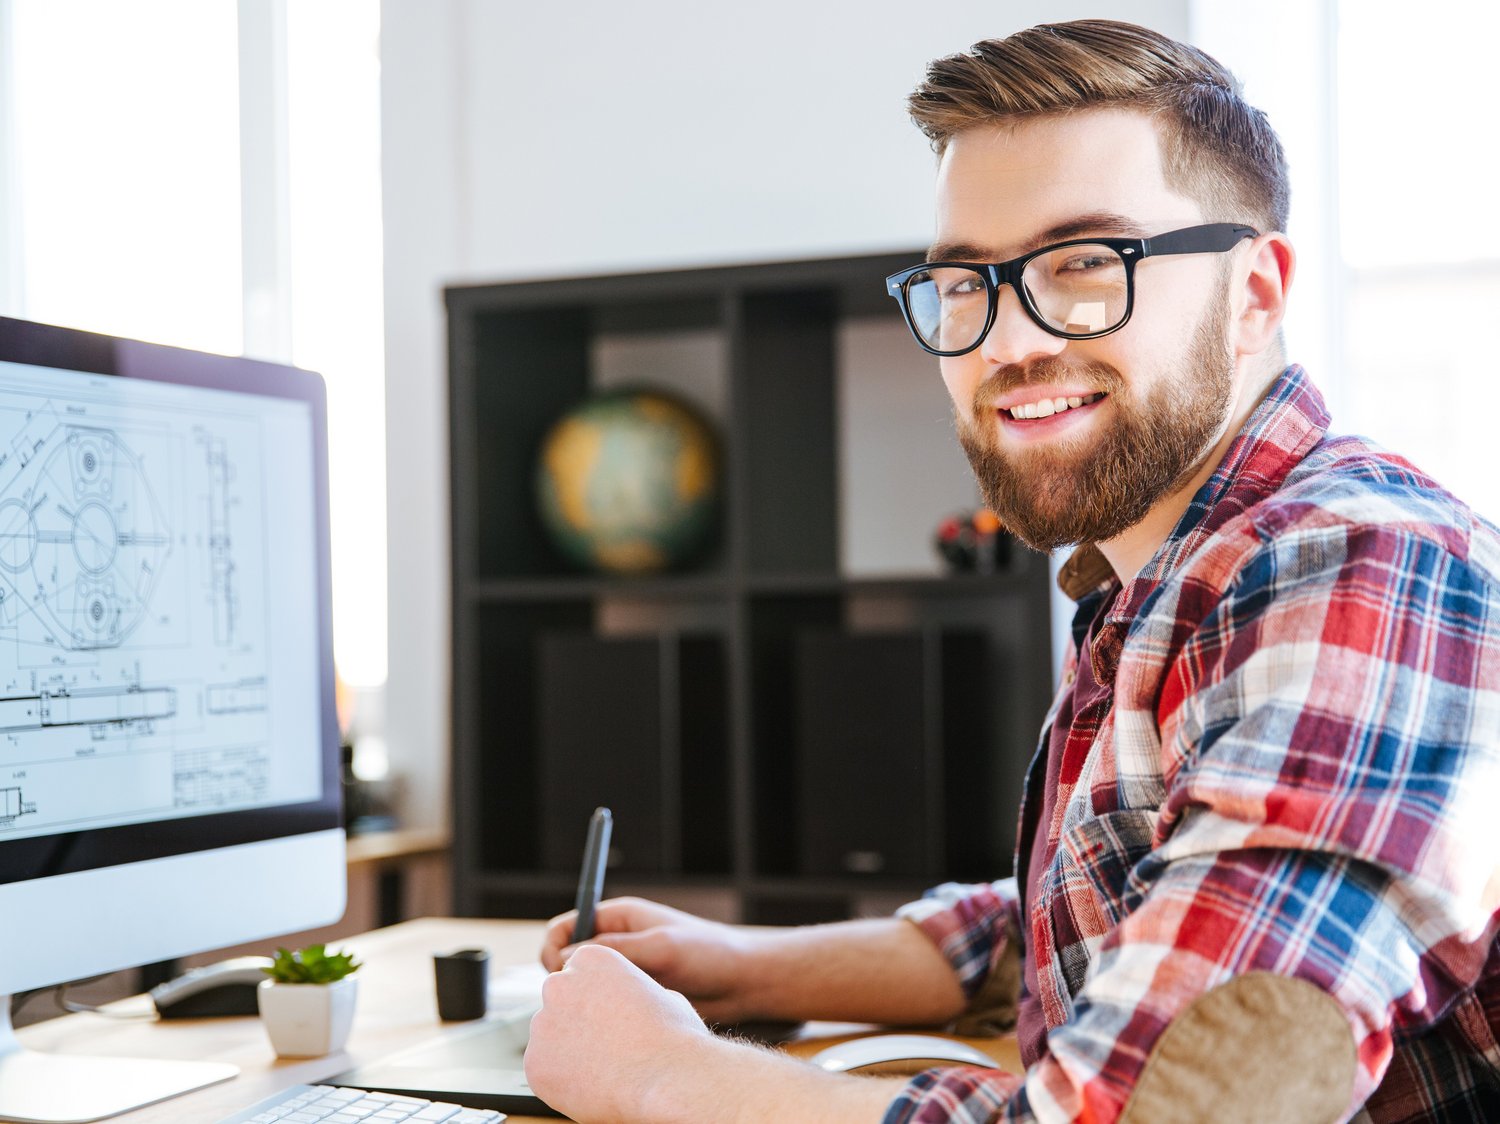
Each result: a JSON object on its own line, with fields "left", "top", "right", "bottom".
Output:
{"left": 433, "top": 947, "right": 489, "bottom": 1021}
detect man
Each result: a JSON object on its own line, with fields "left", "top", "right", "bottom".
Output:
{"left": 523, "top": 20, "right": 1500, "bottom": 1123}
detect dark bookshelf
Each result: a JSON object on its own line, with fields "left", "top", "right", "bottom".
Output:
{"left": 447, "top": 250, "right": 1054, "bottom": 924}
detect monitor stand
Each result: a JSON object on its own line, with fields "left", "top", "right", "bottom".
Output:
{"left": 0, "top": 998, "right": 238, "bottom": 1122}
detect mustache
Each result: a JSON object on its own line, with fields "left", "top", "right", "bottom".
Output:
{"left": 970, "top": 357, "right": 1126, "bottom": 413}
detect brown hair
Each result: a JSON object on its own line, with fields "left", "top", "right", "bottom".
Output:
{"left": 908, "top": 20, "right": 1288, "bottom": 233}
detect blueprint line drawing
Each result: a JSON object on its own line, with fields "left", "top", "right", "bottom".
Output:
{"left": 0, "top": 786, "right": 37, "bottom": 827}
{"left": 0, "top": 685, "right": 176, "bottom": 734}
{"left": 206, "top": 678, "right": 267, "bottom": 714}
{"left": 0, "top": 373, "right": 305, "bottom": 842}
{"left": 174, "top": 745, "right": 269, "bottom": 808}
{"left": 0, "top": 421, "right": 171, "bottom": 650}
{"left": 7, "top": 403, "right": 61, "bottom": 477}
{"left": 198, "top": 431, "right": 239, "bottom": 647}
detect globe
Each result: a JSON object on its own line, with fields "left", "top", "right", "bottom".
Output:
{"left": 535, "top": 388, "right": 721, "bottom": 574}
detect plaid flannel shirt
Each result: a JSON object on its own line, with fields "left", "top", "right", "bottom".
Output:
{"left": 885, "top": 367, "right": 1500, "bottom": 1122}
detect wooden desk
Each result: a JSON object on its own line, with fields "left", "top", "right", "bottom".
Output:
{"left": 15, "top": 918, "right": 1021, "bottom": 1123}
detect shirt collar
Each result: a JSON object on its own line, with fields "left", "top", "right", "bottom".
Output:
{"left": 1056, "top": 365, "right": 1331, "bottom": 623}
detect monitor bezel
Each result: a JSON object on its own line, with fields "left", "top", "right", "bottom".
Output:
{"left": 0, "top": 315, "right": 342, "bottom": 886}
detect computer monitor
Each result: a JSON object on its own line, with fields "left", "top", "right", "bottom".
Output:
{"left": 0, "top": 316, "right": 345, "bottom": 1122}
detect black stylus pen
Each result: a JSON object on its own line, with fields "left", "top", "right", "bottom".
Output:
{"left": 572, "top": 806, "right": 612, "bottom": 943}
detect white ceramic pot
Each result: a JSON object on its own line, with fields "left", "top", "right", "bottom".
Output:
{"left": 256, "top": 976, "right": 358, "bottom": 1058}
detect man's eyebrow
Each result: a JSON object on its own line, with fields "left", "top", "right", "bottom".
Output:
{"left": 926, "top": 212, "right": 1151, "bottom": 263}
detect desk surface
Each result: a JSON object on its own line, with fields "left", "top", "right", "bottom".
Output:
{"left": 16, "top": 918, "right": 1021, "bottom": 1123}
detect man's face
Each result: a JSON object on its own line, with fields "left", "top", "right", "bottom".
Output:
{"left": 933, "top": 109, "right": 1241, "bottom": 552}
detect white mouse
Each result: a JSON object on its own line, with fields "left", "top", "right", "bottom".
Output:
{"left": 807, "top": 1033, "right": 1002, "bottom": 1075}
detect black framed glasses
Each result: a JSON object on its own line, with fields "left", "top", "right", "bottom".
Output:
{"left": 885, "top": 222, "right": 1258, "bottom": 357}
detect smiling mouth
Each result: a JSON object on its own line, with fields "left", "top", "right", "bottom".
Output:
{"left": 1003, "top": 392, "right": 1107, "bottom": 421}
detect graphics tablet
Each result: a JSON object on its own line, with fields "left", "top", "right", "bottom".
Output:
{"left": 331, "top": 1015, "right": 557, "bottom": 1117}
{"left": 329, "top": 1010, "right": 804, "bottom": 1118}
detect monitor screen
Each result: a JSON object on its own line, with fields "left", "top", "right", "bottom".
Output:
{"left": 0, "top": 315, "right": 343, "bottom": 1002}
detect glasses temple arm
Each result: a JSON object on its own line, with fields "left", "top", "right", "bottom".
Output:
{"left": 1142, "top": 223, "right": 1259, "bottom": 256}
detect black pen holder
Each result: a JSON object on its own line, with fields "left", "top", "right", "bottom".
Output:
{"left": 433, "top": 947, "right": 490, "bottom": 1021}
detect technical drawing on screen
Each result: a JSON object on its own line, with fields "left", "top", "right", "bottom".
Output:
{"left": 0, "top": 363, "right": 322, "bottom": 844}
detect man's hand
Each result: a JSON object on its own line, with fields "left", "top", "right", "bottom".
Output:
{"left": 541, "top": 896, "right": 759, "bottom": 1023}
{"left": 543, "top": 895, "right": 968, "bottom": 1027}
{"left": 525, "top": 943, "right": 721, "bottom": 1122}
{"left": 525, "top": 943, "right": 909, "bottom": 1124}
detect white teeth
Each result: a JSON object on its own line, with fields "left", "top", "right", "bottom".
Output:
{"left": 1007, "top": 391, "right": 1104, "bottom": 421}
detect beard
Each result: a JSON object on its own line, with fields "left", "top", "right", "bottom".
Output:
{"left": 956, "top": 297, "right": 1235, "bottom": 553}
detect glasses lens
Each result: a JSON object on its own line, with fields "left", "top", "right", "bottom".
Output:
{"left": 1021, "top": 244, "right": 1128, "bottom": 336}
{"left": 902, "top": 266, "right": 989, "bottom": 353}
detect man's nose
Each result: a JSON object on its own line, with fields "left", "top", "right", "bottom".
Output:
{"left": 977, "top": 285, "right": 1068, "bottom": 368}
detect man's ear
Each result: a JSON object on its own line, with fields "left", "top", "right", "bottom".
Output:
{"left": 1233, "top": 233, "right": 1295, "bottom": 358}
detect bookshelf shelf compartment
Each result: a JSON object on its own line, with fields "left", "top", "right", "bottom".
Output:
{"left": 449, "top": 251, "right": 1054, "bottom": 922}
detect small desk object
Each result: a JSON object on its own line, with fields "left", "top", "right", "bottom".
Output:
{"left": 12, "top": 918, "right": 1020, "bottom": 1123}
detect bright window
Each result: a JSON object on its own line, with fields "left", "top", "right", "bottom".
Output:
{"left": 2, "top": 0, "right": 387, "bottom": 688}
{"left": 1338, "top": 0, "right": 1500, "bottom": 522}
{"left": 286, "top": 1, "right": 387, "bottom": 689}
{"left": 9, "top": 1, "right": 244, "bottom": 355}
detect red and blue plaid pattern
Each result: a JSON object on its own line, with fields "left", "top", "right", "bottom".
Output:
{"left": 886, "top": 368, "right": 1500, "bottom": 1122}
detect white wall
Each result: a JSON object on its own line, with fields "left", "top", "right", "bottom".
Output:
{"left": 1190, "top": 0, "right": 1338, "bottom": 409}
{"left": 380, "top": 0, "right": 1194, "bottom": 831}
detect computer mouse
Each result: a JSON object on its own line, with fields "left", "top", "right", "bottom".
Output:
{"left": 807, "top": 1033, "right": 1003, "bottom": 1076}
{"left": 150, "top": 956, "right": 275, "bottom": 1018}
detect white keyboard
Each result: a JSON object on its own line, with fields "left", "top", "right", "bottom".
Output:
{"left": 215, "top": 1083, "right": 506, "bottom": 1123}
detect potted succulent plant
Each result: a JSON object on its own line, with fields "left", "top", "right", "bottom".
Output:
{"left": 256, "top": 944, "right": 362, "bottom": 1058}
